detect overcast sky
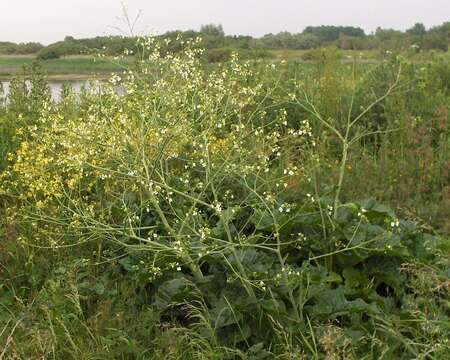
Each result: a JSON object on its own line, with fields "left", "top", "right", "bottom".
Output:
{"left": 0, "top": 0, "right": 449, "bottom": 44}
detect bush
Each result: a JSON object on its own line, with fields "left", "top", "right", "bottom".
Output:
{"left": 301, "top": 48, "right": 342, "bottom": 61}
{"left": 36, "top": 48, "right": 61, "bottom": 60}
{"left": 203, "top": 47, "right": 232, "bottom": 62}
{"left": 422, "top": 32, "right": 449, "bottom": 51}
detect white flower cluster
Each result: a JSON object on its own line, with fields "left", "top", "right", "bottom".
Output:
{"left": 278, "top": 203, "right": 292, "bottom": 213}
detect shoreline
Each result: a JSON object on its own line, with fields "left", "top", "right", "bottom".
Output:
{"left": 0, "top": 72, "right": 114, "bottom": 81}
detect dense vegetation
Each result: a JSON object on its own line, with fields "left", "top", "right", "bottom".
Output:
{"left": 0, "top": 41, "right": 44, "bottom": 55}
{"left": 2, "top": 21, "right": 450, "bottom": 61}
{"left": 0, "top": 37, "right": 449, "bottom": 359}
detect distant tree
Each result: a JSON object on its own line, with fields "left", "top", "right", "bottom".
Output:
{"left": 292, "top": 33, "right": 320, "bottom": 49}
{"left": 36, "top": 48, "right": 60, "bottom": 60}
{"left": 375, "top": 27, "right": 403, "bottom": 40}
{"left": 200, "top": 24, "right": 225, "bottom": 37}
{"left": 257, "top": 32, "right": 320, "bottom": 49}
{"left": 421, "top": 32, "right": 448, "bottom": 51}
{"left": 303, "top": 25, "right": 365, "bottom": 42}
{"left": 0, "top": 42, "right": 44, "bottom": 55}
{"left": 0, "top": 41, "right": 18, "bottom": 54}
{"left": 3, "top": 20, "right": 447, "bottom": 59}
{"left": 429, "top": 22, "right": 450, "bottom": 39}
{"left": 407, "top": 23, "right": 426, "bottom": 36}
{"left": 228, "top": 35, "right": 252, "bottom": 49}
{"left": 15, "top": 42, "right": 44, "bottom": 54}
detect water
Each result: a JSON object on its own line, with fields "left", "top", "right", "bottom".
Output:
{"left": 1, "top": 80, "right": 99, "bottom": 102}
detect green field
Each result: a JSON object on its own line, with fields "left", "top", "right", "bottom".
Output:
{"left": 0, "top": 55, "right": 129, "bottom": 78}
{"left": 1, "top": 49, "right": 449, "bottom": 80}
{"left": 269, "top": 48, "right": 380, "bottom": 60}
{"left": 1, "top": 46, "right": 449, "bottom": 359}
{"left": 269, "top": 48, "right": 450, "bottom": 62}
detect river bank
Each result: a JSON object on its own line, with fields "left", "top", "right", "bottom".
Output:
{"left": 0, "top": 55, "right": 128, "bottom": 80}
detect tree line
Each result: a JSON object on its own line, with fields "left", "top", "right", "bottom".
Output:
{"left": 1, "top": 22, "right": 449, "bottom": 60}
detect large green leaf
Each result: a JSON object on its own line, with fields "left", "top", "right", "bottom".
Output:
{"left": 209, "top": 297, "right": 243, "bottom": 329}
{"left": 308, "top": 287, "right": 379, "bottom": 318}
{"left": 153, "top": 278, "right": 196, "bottom": 310}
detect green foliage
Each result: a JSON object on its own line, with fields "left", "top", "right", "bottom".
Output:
{"left": 422, "top": 32, "right": 449, "bottom": 51}
{"left": 258, "top": 32, "right": 321, "bottom": 50}
{"left": 2, "top": 21, "right": 448, "bottom": 60}
{"left": 0, "top": 41, "right": 43, "bottom": 54}
{"left": 303, "top": 25, "right": 366, "bottom": 42}
{"left": 0, "top": 40, "right": 449, "bottom": 359}
{"left": 36, "top": 47, "right": 61, "bottom": 60}
{"left": 200, "top": 24, "right": 225, "bottom": 37}
{"left": 407, "top": 23, "right": 427, "bottom": 37}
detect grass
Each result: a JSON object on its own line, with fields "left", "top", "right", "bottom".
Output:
{"left": 0, "top": 56, "right": 131, "bottom": 78}
{"left": 1, "top": 49, "right": 449, "bottom": 79}
{"left": 269, "top": 48, "right": 450, "bottom": 62}
{"left": 0, "top": 56, "right": 34, "bottom": 71}
{"left": 269, "top": 48, "right": 380, "bottom": 60}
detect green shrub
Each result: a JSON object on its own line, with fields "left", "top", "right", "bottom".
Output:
{"left": 37, "top": 48, "right": 61, "bottom": 60}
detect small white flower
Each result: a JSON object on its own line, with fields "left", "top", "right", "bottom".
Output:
{"left": 390, "top": 220, "right": 400, "bottom": 228}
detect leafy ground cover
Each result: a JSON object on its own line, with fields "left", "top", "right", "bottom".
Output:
{"left": 0, "top": 38, "right": 449, "bottom": 359}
